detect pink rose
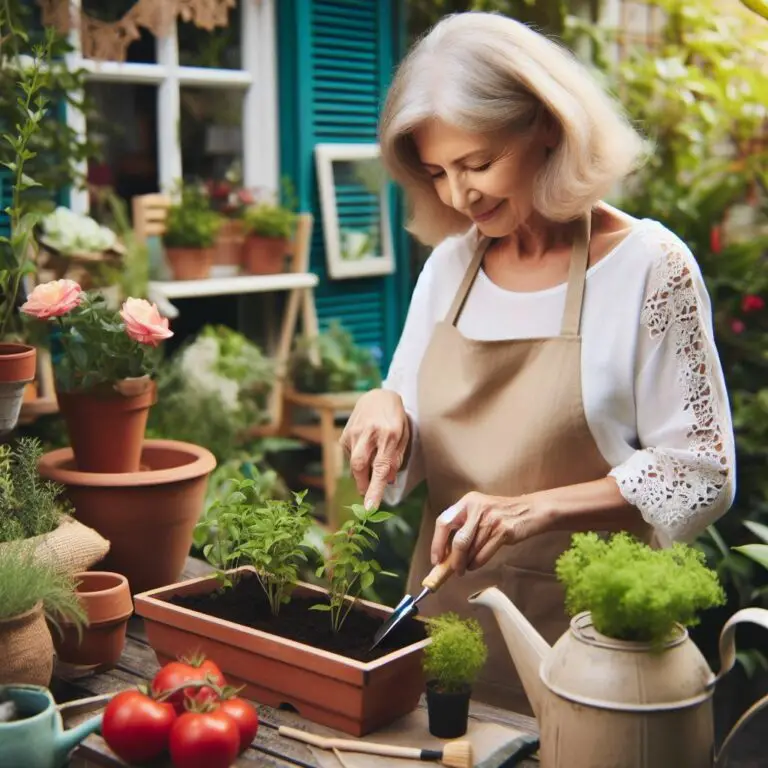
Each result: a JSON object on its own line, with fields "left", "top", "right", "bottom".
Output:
{"left": 120, "top": 297, "right": 173, "bottom": 347}
{"left": 20, "top": 279, "right": 83, "bottom": 319}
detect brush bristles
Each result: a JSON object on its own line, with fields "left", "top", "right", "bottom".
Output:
{"left": 442, "top": 740, "right": 473, "bottom": 768}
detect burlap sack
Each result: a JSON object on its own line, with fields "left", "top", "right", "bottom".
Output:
{"left": 0, "top": 515, "right": 110, "bottom": 576}
{"left": 0, "top": 603, "right": 54, "bottom": 687}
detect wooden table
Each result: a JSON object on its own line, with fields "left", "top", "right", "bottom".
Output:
{"left": 53, "top": 557, "right": 539, "bottom": 768}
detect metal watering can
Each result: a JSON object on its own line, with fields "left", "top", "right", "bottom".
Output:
{"left": 469, "top": 587, "right": 768, "bottom": 768}
{"left": 0, "top": 685, "right": 103, "bottom": 768}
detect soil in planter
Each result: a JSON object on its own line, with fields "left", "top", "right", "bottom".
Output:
{"left": 170, "top": 573, "right": 426, "bottom": 662}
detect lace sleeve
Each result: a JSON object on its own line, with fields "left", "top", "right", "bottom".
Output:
{"left": 608, "top": 233, "right": 735, "bottom": 544}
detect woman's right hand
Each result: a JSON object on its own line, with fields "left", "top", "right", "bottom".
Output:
{"left": 340, "top": 388, "right": 411, "bottom": 511}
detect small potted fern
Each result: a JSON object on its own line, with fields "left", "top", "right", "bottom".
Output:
{"left": 241, "top": 200, "right": 297, "bottom": 275}
{"left": 423, "top": 612, "right": 488, "bottom": 738}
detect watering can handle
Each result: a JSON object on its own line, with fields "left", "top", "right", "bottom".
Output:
{"left": 714, "top": 607, "right": 768, "bottom": 766}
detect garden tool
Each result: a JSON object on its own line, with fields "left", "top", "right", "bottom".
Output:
{"left": 371, "top": 559, "right": 454, "bottom": 650}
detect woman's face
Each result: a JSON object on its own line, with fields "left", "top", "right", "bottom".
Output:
{"left": 412, "top": 118, "right": 549, "bottom": 237}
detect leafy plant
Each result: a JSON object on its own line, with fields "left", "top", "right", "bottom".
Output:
{"left": 423, "top": 612, "right": 488, "bottom": 693}
{"left": 0, "top": 539, "right": 86, "bottom": 636}
{"left": 0, "top": 438, "right": 66, "bottom": 543}
{"left": 556, "top": 533, "right": 726, "bottom": 647}
{"left": 164, "top": 185, "right": 223, "bottom": 249}
{"left": 290, "top": 321, "right": 382, "bottom": 394}
{"left": 196, "top": 481, "right": 314, "bottom": 616}
{"left": 312, "top": 504, "right": 395, "bottom": 633}
{"left": 243, "top": 202, "right": 296, "bottom": 240}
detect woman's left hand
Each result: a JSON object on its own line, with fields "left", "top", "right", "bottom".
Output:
{"left": 431, "top": 491, "right": 551, "bottom": 575}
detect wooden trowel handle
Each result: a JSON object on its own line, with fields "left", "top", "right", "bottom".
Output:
{"left": 421, "top": 560, "right": 453, "bottom": 592}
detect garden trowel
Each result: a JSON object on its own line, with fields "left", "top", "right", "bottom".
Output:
{"left": 370, "top": 560, "right": 454, "bottom": 650}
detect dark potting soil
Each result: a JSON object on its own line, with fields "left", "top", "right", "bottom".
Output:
{"left": 169, "top": 573, "right": 426, "bottom": 663}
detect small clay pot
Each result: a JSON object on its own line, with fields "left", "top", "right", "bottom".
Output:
{"left": 51, "top": 572, "right": 133, "bottom": 669}
{"left": 241, "top": 235, "right": 287, "bottom": 275}
{"left": 214, "top": 219, "right": 245, "bottom": 267}
{"left": 425, "top": 680, "right": 471, "bottom": 738}
{"left": 165, "top": 247, "right": 214, "bottom": 280}
{"left": 0, "top": 344, "right": 37, "bottom": 433}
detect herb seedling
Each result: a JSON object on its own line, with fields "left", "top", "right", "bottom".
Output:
{"left": 312, "top": 504, "right": 395, "bottom": 633}
{"left": 423, "top": 613, "right": 488, "bottom": 693}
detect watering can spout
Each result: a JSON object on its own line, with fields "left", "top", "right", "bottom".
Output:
{"left": 468, "top": 586, "right": 550, "bottom": 719}
{"left": 54, "top": 713, "right": 103, "bottom": 767}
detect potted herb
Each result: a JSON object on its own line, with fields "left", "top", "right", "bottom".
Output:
{"left": 0, "top": 438, "right": 109, "bottom": 576}
{"left": 206, "top": 164, "right": 255, "bottom": 270}
{"left": 163, "top": 185, "right": 223, "bottom": 281}
{"left": 423, "top": 613, "right": 488, "bottom": 738}
{"left": 241, "top": 199, "right": 296, "bottom": 275}
{"left": 21, "top": 281, "right": 173, "bottom": 473}
{"left": 134, "top": 493, "right": 429, "bottom": 737}
{"left": 0, "top": 540, "right": 86, "bottom": 687}
{"left": 555, "top": 532, "right": 726, "bottom": 646}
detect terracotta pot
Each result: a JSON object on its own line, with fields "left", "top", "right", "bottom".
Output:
{"left": 165, "top": 247, "right": 214, "bottom": 280}
{"left": 214, "top": 219, "right": 245, "bottom": 267}
{"left": 241, "top": 235, "right": 287, "bottom": 275}
{"left": 39, "top": 440, "right": 216, "bottom": 594}
{"left": 0, "top": 343, "right": 37, "bottom": 433}
{"left": 0, "top": 603, "right": 54, "bottom": 686}
{"left": 51, "top": 572, "right": 133, "bottom": 668}
{"left": 133, "top": 568, "right": 429, "bottom": 736}
{"left": 56, "top": 378, "right": 157, "bottom": 473}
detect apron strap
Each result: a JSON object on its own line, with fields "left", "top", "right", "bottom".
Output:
{"left": 446, "top": 235, "right": 492, "bottom": 327}
{"left": 560, "top": 214, "right": 592, "bottom": 337}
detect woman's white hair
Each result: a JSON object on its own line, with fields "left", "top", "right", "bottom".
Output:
{"left": 380, "top": 12, "right": 648, "bottom": 245}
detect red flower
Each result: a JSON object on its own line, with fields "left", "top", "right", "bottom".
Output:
{"left": 710, "top": 225, "right": 722, "bottom": 254}
{"left": 741, "top": 295, "right": 765, "bottom": 313}
{"left": 731, "top": 319, "right": 746, "bottom": 334}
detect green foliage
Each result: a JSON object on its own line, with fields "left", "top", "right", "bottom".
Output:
{"left": 312, "top": 505, "right": 395, "bottom": 633}
{"left": 0, "top": 539, "right": 86, "bottom": 635}
{"left": 164, "top": 185, "right": 223, "bottom": 249}
{"left": 423, "top": 612, "right": 488, "bottom": 693}
{"left": 556, "top": 533, "right": 726, "bottom": 646}
{"left": 198, "top": 325, "right": 275, "bottom": 394}
{"left": 43, "top": 292, "right": 163, "bottom": 393}
{"left": 0, "top": 438, "right": 66, "bottom": 543}
{"left": 242, "top": 202, "right": 296, "bottom": 240}
{"left": 290, "top": 321, "right": 382, "bottom": 394}
{"left": 197, "top": 481, "right": 313, "bottom": 616}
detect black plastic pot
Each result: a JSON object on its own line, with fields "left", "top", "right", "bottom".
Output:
{"left": 426, "top": 680, "right": 471, "bottom": 738}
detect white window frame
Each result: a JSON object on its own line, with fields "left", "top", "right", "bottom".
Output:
{"left": 64, "top": 0, "right": 279, "bottom": 215}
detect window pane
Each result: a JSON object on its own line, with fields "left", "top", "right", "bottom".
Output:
{"left": 86, "top": 83, "right": 159, "bottom": 204}
{"left": 81, "top": 1, "right": 157, "bottom": 63}
{"left": 178, "top": 3, "right": 241, "bottom": 70}
{"left": 180, "top": 87, "right": 243, "bottom": 183}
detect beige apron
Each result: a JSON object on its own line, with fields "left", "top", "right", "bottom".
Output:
{"left": 409, "top": 217, "right": 649, "bottom": 715}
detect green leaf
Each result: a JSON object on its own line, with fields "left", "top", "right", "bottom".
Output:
{"left": 744, "top": 520, "right": 768, "bottom": 546}
{"left": 309, "top": 604, "right": 331, "bottom": 612}
{"left": 366, "top": 511, "right": 393, "bottom": 523}
{"left": 734, "top": 544, "right": 768, "bottom": 571}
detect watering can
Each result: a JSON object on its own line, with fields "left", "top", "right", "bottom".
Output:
{"left": 469, "top": 587, "right": 768, "bottom": 768}
{"left": 0, "top": 685, "right": 103, "bottom": 768}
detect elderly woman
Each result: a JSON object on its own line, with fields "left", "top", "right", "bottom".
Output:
{"left": 340, "top": 12, "right": 735, "bottom": 712}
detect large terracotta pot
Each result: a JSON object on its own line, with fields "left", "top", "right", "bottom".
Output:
{"left": 56, "top": 378, "right": 157, "bottom": 474}
{"left": 51, "top": 571, "right": 133, "bottom": 669}
{"left": 0, "top": 603, "right": 54, "bottom": 687}
{"left": 241, "top": 235, "right": 287, "bottom": 275}
{"left": 165, "top": 247, "right": 213, "bottom": 280}
{"left": 38, "top": 440, "right": 216, "bottom": 594}
{"left": 214, "top": 219, "right": 245, "bottom": 268}
{"left": 0, "top": 343, "right": 37, "bottom": 433}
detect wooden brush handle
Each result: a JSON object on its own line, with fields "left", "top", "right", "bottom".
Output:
{"left": 277, "top": 726, "right": 422, "bottom": 759}
{"left": 421, "top": 559, "right": 453, "bottom": 592}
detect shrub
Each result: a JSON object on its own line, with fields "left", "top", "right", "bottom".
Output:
{"left": 423, "top": 613, "right": 488, "bottom": 693}
{"left": 164, "top": 186, "right": 223, "bottom": 249}
{"left": 242, "top": 202, "right": 296, "bottom": 240}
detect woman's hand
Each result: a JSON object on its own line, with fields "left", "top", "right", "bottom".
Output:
{"left": 340, "top": 388, "right": 411, "bottom": 510}
{"left": 431, "top": 491, "right": 552, "bottom": 575}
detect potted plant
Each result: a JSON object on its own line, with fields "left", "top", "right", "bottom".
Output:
{"left": 422, "top": 613, "right": 488, "bottom": 738}
{"left": 0, "top": 539, "right": 86, "bottom": 687}
{"left": 206, "top": 165, "right": 256, "bottom": 271}
{"left": 133, "top": 488, "right": 429, "bottom": 736}
{"left": 241, "top": 199, "right": 296, "bottom": 275}
{"left": 21, "top": 280, "right": 173, "bottom": 473}
{"left": 163, "top": 185, "right": 223, "bottom": 281}
{"left": 0, "top": 437, "right": 109, "bottom": 576}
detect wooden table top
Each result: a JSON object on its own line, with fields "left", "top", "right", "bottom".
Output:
{"left": 54, "top": 557, "right": 539, "bottom": 768}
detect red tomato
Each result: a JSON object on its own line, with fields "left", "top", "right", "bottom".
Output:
{"left": 151, "top": 659, "right": 226, "bottom": 713}
{"left": 169, "top": 710, "right": 240, "bottom": 768}
{"left": 218, "top": 697, "right": 259, "bottom": 753}
{"left": 101, "top": 689, "right": 176, "bottom": 764}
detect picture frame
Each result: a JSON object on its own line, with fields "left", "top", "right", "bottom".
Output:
{"left": 314, "top": 143, "right": 395, "bottom": 280}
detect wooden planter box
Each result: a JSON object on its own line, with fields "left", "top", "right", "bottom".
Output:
{"left": 133, "top": 567, "right": 429, "bottom": 736}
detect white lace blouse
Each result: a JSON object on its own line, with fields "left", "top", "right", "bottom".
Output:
{"left": 382, "top": 218, "right": 736, "bottom": 545}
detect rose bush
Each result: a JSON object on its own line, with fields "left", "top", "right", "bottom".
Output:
{"left": 22, "top": 280, "right": 173, "bottom": 393}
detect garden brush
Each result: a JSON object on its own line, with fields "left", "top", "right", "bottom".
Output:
{"left": 261, "top": 720, "right": 473, "bottom": 768}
